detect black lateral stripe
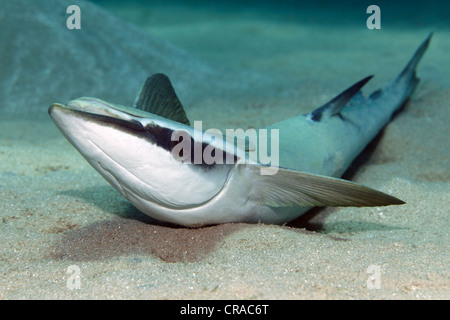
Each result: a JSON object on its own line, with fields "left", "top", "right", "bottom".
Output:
{"left": 145, "top": 124, "right": 239, "bottom": 168}
{"left": 69, "top": 108, "right": 146, "bottom": 134}
{"left": 145, "top": 123, "right": 176, "bottom": 151}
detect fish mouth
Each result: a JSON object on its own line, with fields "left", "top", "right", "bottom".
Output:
{"left": 49, "top": 97, "right": 151, "bottom": 122}
{"left": 48, "top": 102, "right": 149, "bottom": 140}
{"left": 48, "top": 97, "right": 188, "bottom": 140}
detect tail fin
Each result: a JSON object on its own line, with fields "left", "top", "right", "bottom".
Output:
{"left": 395, "top": 33, "right": 432, "bottom": 98}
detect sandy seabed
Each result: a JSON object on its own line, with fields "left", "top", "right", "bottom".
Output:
{"left": 0, "top": 1, "right": 448, "bottom": 299}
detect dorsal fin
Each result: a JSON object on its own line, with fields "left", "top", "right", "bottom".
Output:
{"left": 133, "top": 73, "right": 190, "bottom": 126}
{"left": 309, "top": 75, "right": 373, "bottom": 122}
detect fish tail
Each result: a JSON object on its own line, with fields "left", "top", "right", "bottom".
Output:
{"left": 395, "top": 33, "right": 432, "bottom": 100}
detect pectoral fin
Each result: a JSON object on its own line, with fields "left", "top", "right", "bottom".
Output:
{"left": 240, "top": 164, "right": 405, "bottom": 207}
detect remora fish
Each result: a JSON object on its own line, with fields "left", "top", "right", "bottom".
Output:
{"left": 49, "top": 35, "right": 431, "bottom": 227}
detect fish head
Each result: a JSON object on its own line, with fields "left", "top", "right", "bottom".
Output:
{"left": 48, "top": 98, "right": 234, "bottom": 211}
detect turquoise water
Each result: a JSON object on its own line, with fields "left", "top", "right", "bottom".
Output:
{"left": 92, "top": 0, "right": 447, "bottom": 81}
{"left": 0, "top": 0, "right": 448, "bottom": 299}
